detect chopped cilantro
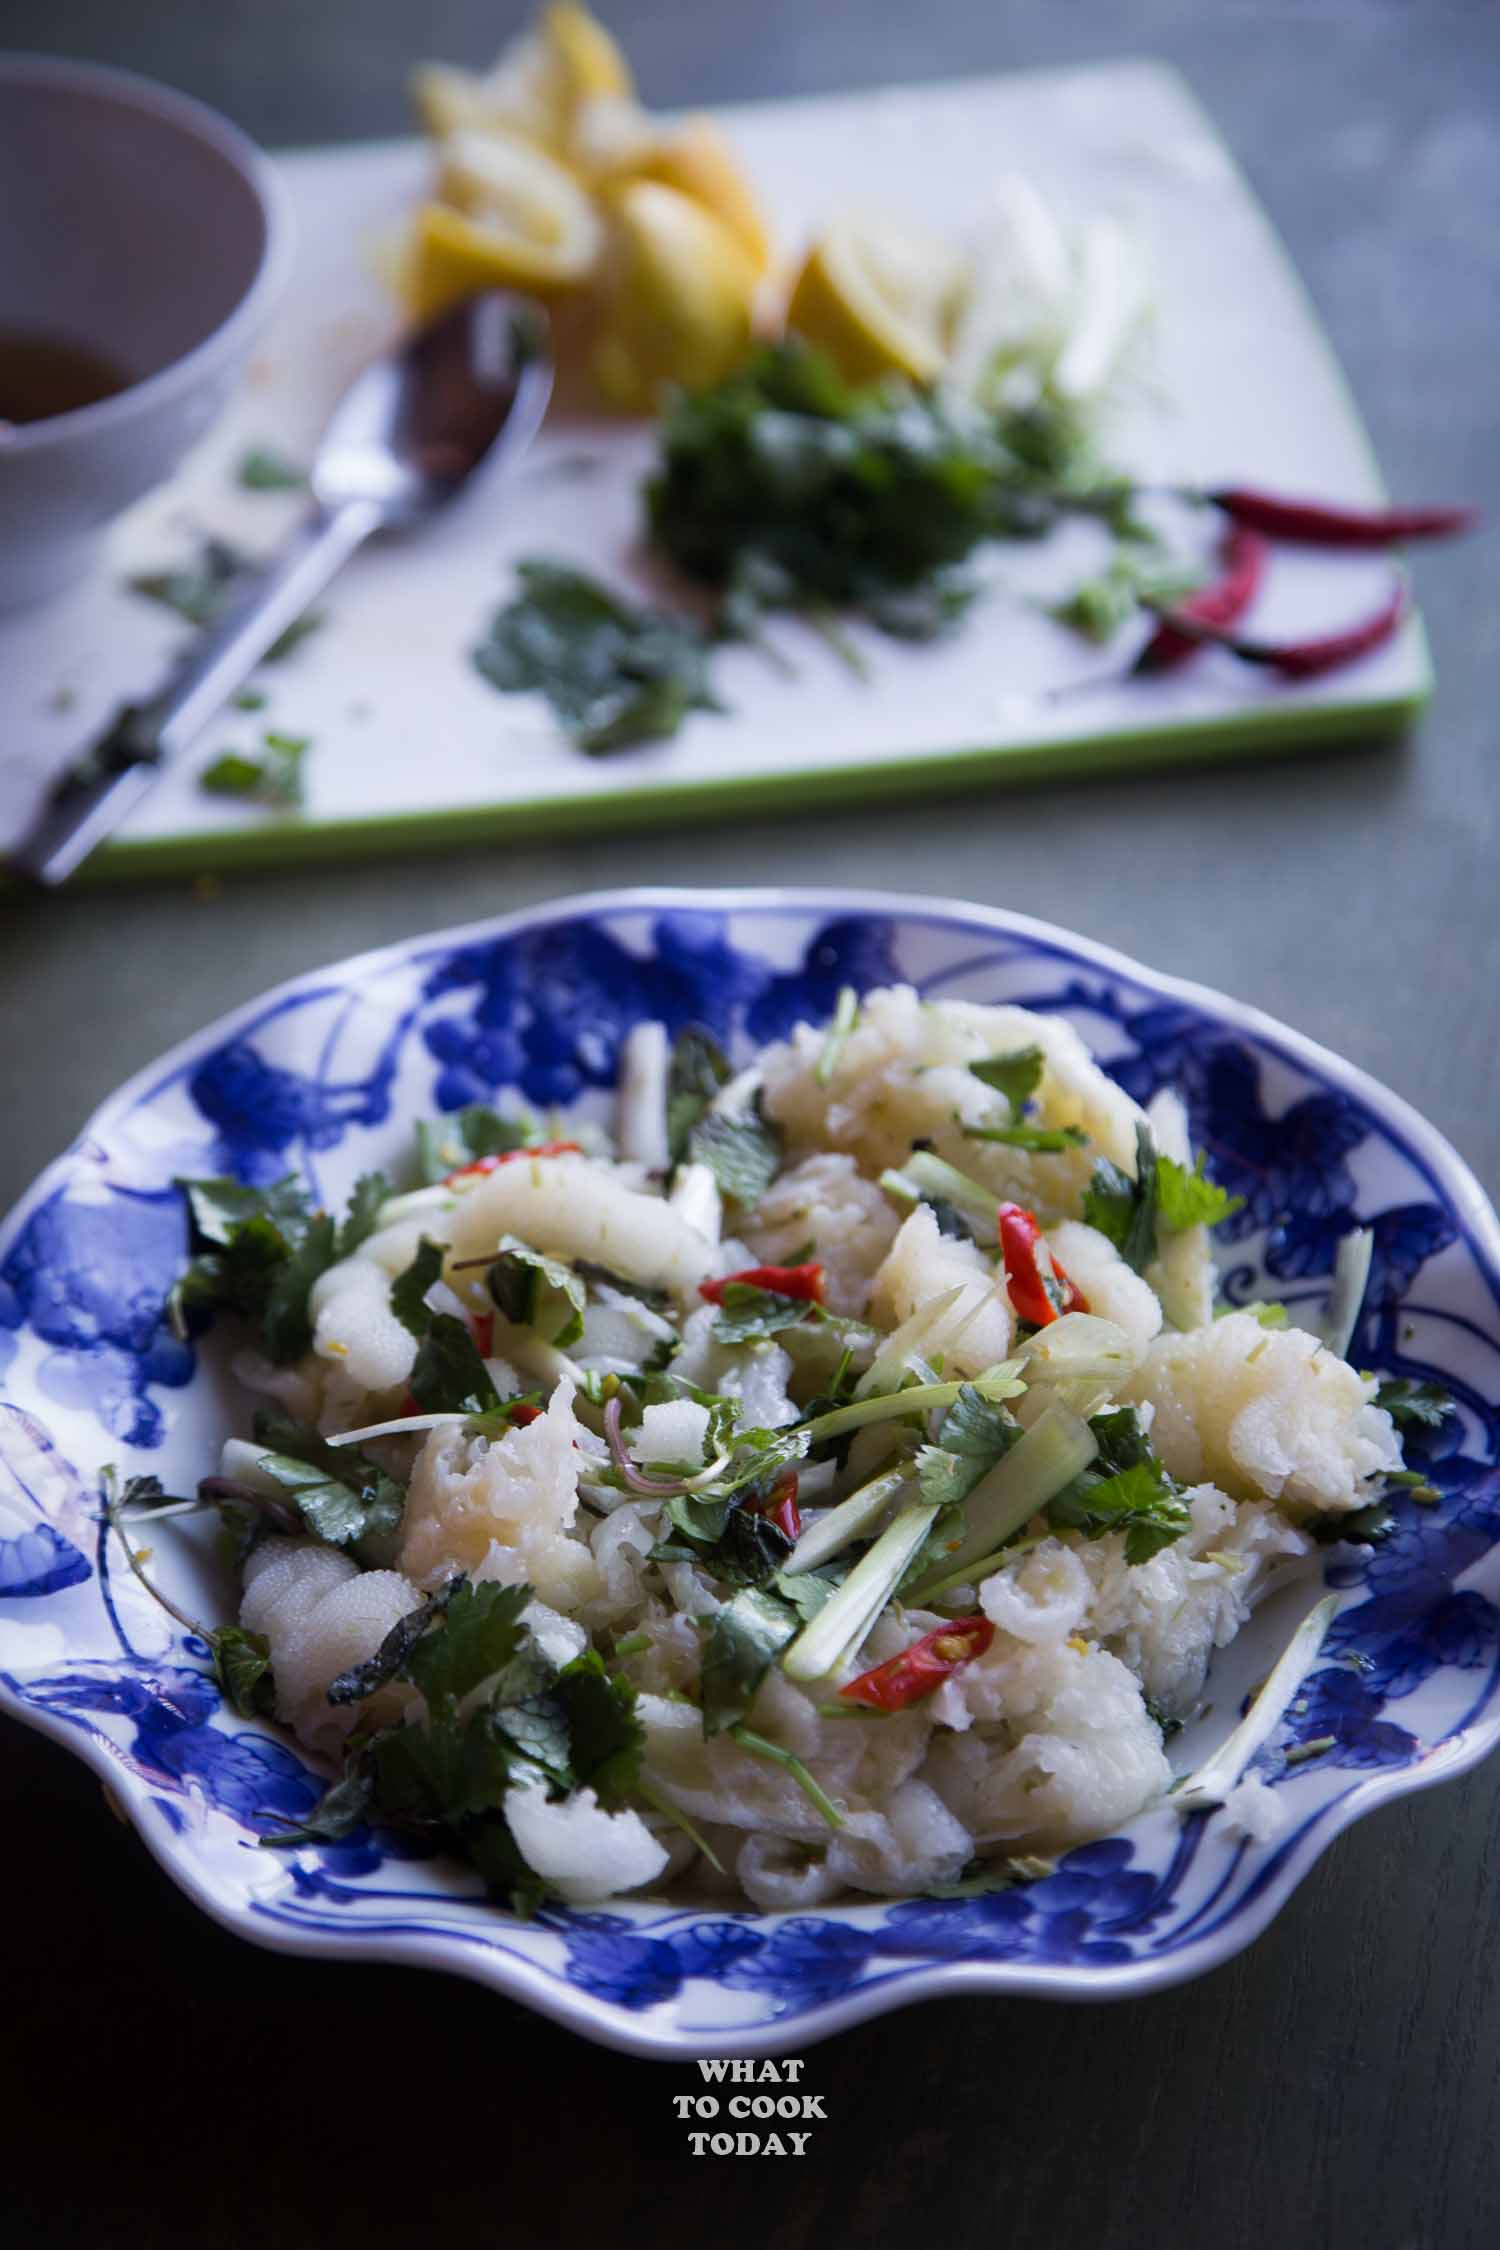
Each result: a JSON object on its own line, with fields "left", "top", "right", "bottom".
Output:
{"left": 968, "top": 1047, "right": 1045, "bottom": 1107}
{"left": 666, "top": 1025, "right": 731, "bottom": 1164}
{"left": 249, "top": 1412, "right": 405, "bottom": 1561}
{"left": 486, "top": 1236, "right": 587, "bottom": 1349}
{"left": 1374, "top": 1378, "right": 1456, "bottom": 1430}
{"left": 199, "top": 731, "right": 310, "bottom": 810}
{"left": 237, "top": 444, "right": 308, "bottom": 492}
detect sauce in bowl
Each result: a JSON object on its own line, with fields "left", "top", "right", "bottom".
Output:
{"left": 0, "top": 328, "right": 132, "bottom": 426}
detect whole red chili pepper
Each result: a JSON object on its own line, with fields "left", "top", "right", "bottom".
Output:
{"left": 750, "top": 1468, "right": 802, "bottom": 1545}
{"left": 699, "top": 1261, "right": 826, "bottom": 1305}
{"left": 1145, "top": 577, "right": 1407, "bottom": 680}
{"left": 839, "top": 1615, "right": 995, "bottom": 1711}
{"left": 445, "top": 1139, "right": 583, "bottom": 1185}
{"left": 1208, "top": 487, "right": 1478, "bottom": 549}
{"left": 1133, "top": 525, "right": 1269, "bottom": 675}
{"left": 997, "top": 1203, "right": 1088, "bottom": 1327}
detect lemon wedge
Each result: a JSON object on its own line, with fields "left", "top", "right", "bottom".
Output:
{"left": 786, "top": 214, "right": 965, "bottom": 386}
{"left": 602, "top": 117, "right": 771, "bottom": 273}
{"left": 590, "top": 180, "right": 758, "bottom": 412}
{"left": 402, "top": 131, "right": 603, "bottom": 317}
{"left": 412, "top": 3, "right": 632, "bottom": 158}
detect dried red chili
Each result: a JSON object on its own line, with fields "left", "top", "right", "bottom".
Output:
{"left": 838, "top": 1614, "right": 995, "bottom": 1711}
{"left": 1133, "top": 525, "right": 1268, "bottom": 675}
{"left": 1145, "top": 577, "right": 1407, "bottom": 680}
{"left": 1208, "top": 487, "right": 1477, "bottom": 549}
{"left": 699, "top": 1262, "right": 826, "bottom": 1305}
{"left": 997, "top": 1203, "right": 1088, "bottom": 1327}
{"left": 444, "top": 1139, "right": 583, "bottom": 1185}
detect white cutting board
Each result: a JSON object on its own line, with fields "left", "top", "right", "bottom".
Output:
{"left": 0, "top": 60, "right": 1428, "bottom": 877}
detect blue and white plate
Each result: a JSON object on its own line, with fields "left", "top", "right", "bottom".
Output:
{"left": 2, "top": 889, "right": 1497, "bottom": 2056}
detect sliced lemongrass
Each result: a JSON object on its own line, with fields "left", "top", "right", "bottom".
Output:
{"left": 792, "top": 1455, "right": 840, "bottom": 1503}
{"left": 709, "top": 1063, "right": 763, "bottom": 1117}
{"left": 803, "top": 1362, "right": 1024, "bottom": 1447}
{"left": 780, "top": 1502, "right": 936, "bottom": 1682}
{"left": 815, "top": 986, "right": 860, "bottom": 1087}
{"left": 1020, "top": 1312, "right": 1139, "bottom": 1386}
{"left": 667, "top": 1160, "right": 722, "bottom": 1242}
{"left": 1171, "top": 1593, "right": 1340, "bottom": 1813}
{"left": 883, "top": 1151, "right": 1000, "bottom": 1234}
{"left": 863, "top": 1296, "right": 967, "bottom": 1395}
{"left": 617, "top": 1020, "right": 670, "bottom": 1171}
{"left": 728, "top": 1724, "right": 844, "bottom": 1829}
{"left": 374, "top": 1185, "right": 457, "bottom": 1227}
{"left": 782, "top": 1467, "right": 912, "bottom": 1575}
{"left": 324, "top": 1413, "right": 471, "bottom": 1447}
{"left": 904, "top": 1403, "right": 1096, "bottom": 1602}
{"left": 914, "top": 1532, "right": 1050, "bottom": 1607}
{"left": 1320, "top": 1228, "right": 1372, "bottom": 1360}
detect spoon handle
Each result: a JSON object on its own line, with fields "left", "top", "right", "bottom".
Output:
{"left": 11, "top": 497, "right": 383, "bottom": 887}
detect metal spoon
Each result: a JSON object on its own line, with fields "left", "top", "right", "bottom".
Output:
{"left": 12, "top": 289, "right": 553, "bottom": 886}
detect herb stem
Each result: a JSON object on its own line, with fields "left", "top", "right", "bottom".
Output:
{"left": 728, "top": 1724, "right": 844, "bottom": 1829}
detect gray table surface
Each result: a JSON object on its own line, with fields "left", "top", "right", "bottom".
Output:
{"left": 2, "top": 4, "right": 1498, "bottom": 2244}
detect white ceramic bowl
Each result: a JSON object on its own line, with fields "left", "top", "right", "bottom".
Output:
{"left": 0, "top": 54, "right": 290, "bottom": 610}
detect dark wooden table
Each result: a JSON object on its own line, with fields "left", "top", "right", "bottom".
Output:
{"left": 3, "top": 4, "right": 1498, "bottom": 2244}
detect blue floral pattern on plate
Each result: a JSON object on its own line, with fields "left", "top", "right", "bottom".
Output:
{"left": 1, "top": 890, "right": 1497, "bottom": 2057}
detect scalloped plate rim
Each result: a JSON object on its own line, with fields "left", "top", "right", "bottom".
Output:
{"left": 3, "top": 882, "right": 1498, "bottom": 2058}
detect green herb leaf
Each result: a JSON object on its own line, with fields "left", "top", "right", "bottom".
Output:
{"left": 1156, "top": 1154, "right": 1244, "bottom": 1233}
{"left": 486, "top": 1236, "right": 587, "bottom": 1349}
{"left": 211, "top": 1626, "right": 275, "bottom": 1718}
{"left": 1307, "top": 1500, "right": 1395, "bottom": 1547}
{"left": 199, "top": 730, "right": 310, "bottom": 810}
{"left": 473, "top": 559, "right": 722, "bottom": 752}
{"left": 326, "top": 1579, "right": 462, "bottom": 1705}
{"left": 389, "top": 1238, "right": 445, "bottom": 1337}
{"left": 710, "top": 1282, "right": 820, "bottom": 1345}
{"left": 171, "top": 1173, "right": 344, "bottom": 1364}
{"left": 1046, "top": 1409, "right": 1190, "bottom": 1564}
{"left": 250, "top": 1412, "right": 406, "bottom": 1560}
{"left": 410, "top": 1315, "right": 501, "bottom": 1416}
{"left": 132, "top": 537, "right": 322, "bottom": 660}
{"left": 915, "top": 1383, "right": 1022, "bottom": 1507}
{"left": 699, "top": 1587, "right": 800, "bottom": 1735}
{"left": 553, "top": 1648, "right": 644, "bottom": 1800}
{"left": 686, "top": 1103, "right": 784, "bottom": 1204}
{"left": 404, "top": 1580, "right": 532, "bottom": 1717}
{"left": 968, "top": 1047, "right": 1045, "bottom": 1107}
{"left": 965, "top": 1122, "right": 1088, "bottom": 1153}
{"left": 237, "top": 444, "right": 308, "bottom": 492}
{"left": 261, "top": 1765, "right": 374, "bottom": 1846}
{"left": 1374, "top": 1378, "right": 1456, "bottom": 1430}
{"left": 666, "top": 1025, "right": 732, "bottom": 1165}
{"left": 1082, "top": 1123, "right": 1160, "bottom": 1274}
{"left": 414, "top": 1104, "right": 535, "bottom": 1184}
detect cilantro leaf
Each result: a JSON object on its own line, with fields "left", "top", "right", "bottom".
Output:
{"left": 338, "top": 1173, "right": 391, "bottom": 1257}
{"left": 666, "top": 1025, "right": 732, "bottom": 1165}
{"left": 473, "top": 560, "right": 722, "bottom": 753}
{"left": 132, "top": 537, "right": 322, "bottom": 660}
{"left": 237, "top": 444, "right": 307, "bottom": 492}
{"left": 1308, "top": 1499, "right": 1396, "bottom": 1547}
{"left": 1082, "top": 1123, "right": 1160, "bottom": 1275}
{"left": 210, "top": 1626, "right": 275, "bottom": 1718}
{"left": 687, "top": 1103, "right": 784, "bottom": 1204}
{"left": 409, "top": 1314, "right": 501, "bottom": 1416}
{"left": 1156, "top": 1154, "right": 1244, "bottom": 1233}
{"left": 1374, "top": 1378, "right": 1456, "bottom": 1430}
{"left": 249, "top": 1412, "right": 405, "bottom": 1560}
{"left": 711, "top": 1282, "right": 820, "bottom": 1344}
{"left": 389, "top": 1237, "right": 445, "bottom": 1337}
{"left": 261, "top": 1765, "right": 374, "bottom": 1847}
{"left": 404, "top": 1580, "right": 532, "bottom": 1716}
{"left": 171, "top": 1173, "right": 343, "bottom": 1364}
{"left": 968, "top": 1048, "right": 1045, "bottom": 1107}
{"left": 199, "top": 731, "right": 309, "bottom": 809}
{"left": 1046, "top": 1410, "right": 1190, "bottom": 1564}
{"left": 486, "top": 1236, "right": 586, "bottom": 1349}
{"left": 916, "top": 1383, "right": 1021, "bottom": 1507}
{"left": 698, "top": 1587, "right": 799, "bottom": 1736}
{"left": 553, "top": 1649, "right": 644, "bottom": 1800}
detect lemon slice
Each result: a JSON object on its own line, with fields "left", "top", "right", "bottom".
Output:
{"left": 786, "top": 214, "right": 965, "bottom": 386}
{"left": 590, "top": 180, "right": 758, "bottom": 413}
{"left": 402, "top": 131, "right": 603, "bottom": 318}
{"left": 412, "top": 2, "right": 632, "bottom": 157}
{"left": 602, "top": 118, "right": 771, "bottom": 273}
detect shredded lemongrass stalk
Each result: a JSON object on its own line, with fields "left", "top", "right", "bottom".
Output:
{"left": 326, "top": 1412, "right": 471, "bottom": 1447}
{"left": 1020, "top": 1312, "right": 1139, "bottom": 1386}
{"left": 881, "top": 1151, "right": 1001, "bottom": 1235}
{"left": 1171, "top": 1593, "right": 1339, "bottom": 1812}
{"left": 782, "top": 1467, "right": 911, "bottom": 1575}
{"left": 728, "top": 1724, "right": 844, "bottom": 1828}
{"left": 904, "top": 1404, "right": 1097, "bottom": 1601}
{"left": 855, "top": 1285, "right": 968, "bottom": 1398}
{"left": 1321, "top": 1228, "right": 1373, "bottom": 1360}
{"left": 815, "top": 986, "right": 860, "bottom": 1086}
{"left": 636, "top": 1774, "right": 727, "bottom": 1872}
{"left": 780, "top": 1502, "right": 936, "bottom": 1682}
{"left": 803, "top": 1363, "right": 1025, "bottom": 1446}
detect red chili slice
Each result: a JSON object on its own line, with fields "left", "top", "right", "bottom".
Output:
{"left": 997, "top": 1202, "right": 1088, "bottom": 1327}
{"left": 839, "top": 1615, "right": 995, "bottom": 1711}
{"left": 698, "top": 1262, "right": 826, "bottom": 1305}
{"left": 471, "top": 1312, "right": 495, "bottom": 1358}
{"left": 750, "top": 1468, "right": 802, "bottom": 1545}
{"left": 507, "top": 1402, "right": 543, "bottom": 1427}
{"left": 444, "top": 1139, "right": 583, "bottom": 1185}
